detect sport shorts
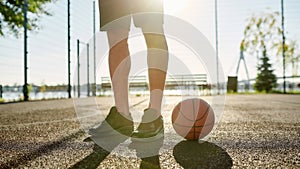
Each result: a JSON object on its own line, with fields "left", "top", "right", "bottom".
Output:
{"left": 99, "top": 0, "right": 164, "bottom": 31}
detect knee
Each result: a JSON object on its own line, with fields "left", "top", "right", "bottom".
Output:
{"left": 142, "top": 28, "right": 168, "bottom": 50}
{"left": 145, "top": 34, "right": 168, "bottom": 50}
{"left": 107, "top": 29, "right": 130, "bottom": 49}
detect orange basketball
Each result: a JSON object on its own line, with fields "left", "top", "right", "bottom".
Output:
{"left": 171, "top": 98, "right": 215, "bottom": 140}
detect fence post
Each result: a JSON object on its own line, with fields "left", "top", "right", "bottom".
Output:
{"left": 23, "top": 0, "right": 29, "bottom": 101}
{"left": 87, "top": 43, "right": 90, "bottom": 97}
{"left": 93, "top": 1, "right": 97, "bottom": 96}
{"left": 67, "top": 0, "right": 71, "bottom": 98}
{"left": 77, "top": 39, "right": 80, "bottom": 97}
{"left": 0, "top": 85, "right": 2, "bottom": 98}
{"left": 281, "top": 0, "right": 286, "bottom": 94}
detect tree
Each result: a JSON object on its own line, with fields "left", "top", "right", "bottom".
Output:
{"left": 0, "top": 0, "right": 55, "bottom": 37}
{"left": 254, "top": 51, "right": 277, "bottom": 93}
{"left": 242, "top": 11, "right": 282, "bottom": 60}
{"left": 272, "top": 40, "right": 300, "bottom": 76}
{"left": 40, "top": 84, "right": 46, "bottom": 93}
{"left": 243, "top": 11, "right": 300, "bottom": 76}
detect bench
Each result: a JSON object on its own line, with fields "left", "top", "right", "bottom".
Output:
{"left": 165, "top": 74, "right": 208, "bottom": 89}
{"left": 100, "top": 74, "right": 208, "bottom": 95}
{"left": 100, "top": 75, "right": 148, "bottom": 93}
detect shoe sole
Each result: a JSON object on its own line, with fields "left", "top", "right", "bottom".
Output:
{"left": 131, "top": 131, "right": 164, "bottom": 142}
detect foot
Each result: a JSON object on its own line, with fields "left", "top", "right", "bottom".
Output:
{"left": 89, "top": 106, "right": 133, "bottom": 137}
{"left": 86, "top": 106, "right": 134, "bottom": 152}
{"left": 131, "top": 108, "right": 164, "bottom": 142}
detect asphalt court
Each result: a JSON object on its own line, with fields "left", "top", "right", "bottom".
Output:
{"left": 0, "top": 94, "right": 299, "bottom": 168}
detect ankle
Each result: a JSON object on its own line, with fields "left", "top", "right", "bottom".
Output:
{"left": 115, "top": 106, "right": 130, "bottom": 117}
{"left": 146, "top": 107, "right": 161, "bottom": 116}
{"left": 147, "top": 103, "right": 162, "bottom": 116}
{"left": 143, "top": 108, "right": 162, "bottom": 123}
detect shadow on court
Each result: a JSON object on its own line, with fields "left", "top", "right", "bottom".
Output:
{"left": 70, "top": 135, "right": 164, "bottom": 169}
{"left": 68, "top": 144, "right": 109, "bottom": 169}
{"left": 69, "top": 144, "right": 162, "bottom": 169}
{"left": 1, "top": 130, "right": 85, "bottom": 169}
{"left": 173, "top": 141, "right": 233, "bottom": 169}
{"left": 69, "top": 139, "right": 232, "bottom": 169}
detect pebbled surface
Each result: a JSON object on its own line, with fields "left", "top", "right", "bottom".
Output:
{"left": 0, "top": 94, "right": 299, "bottom": 168}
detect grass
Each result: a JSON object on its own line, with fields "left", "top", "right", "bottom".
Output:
{"left": 271, "top": 90, "right": 300, "bottom": 94}
{"left": 0, "top": 98, "right": 5, "bottom": 103}
{"left": 226, "top": 90, "right": 264, "bottom": 95}
{"left": 227, "top": 90, "right": 300, "bottom": 95}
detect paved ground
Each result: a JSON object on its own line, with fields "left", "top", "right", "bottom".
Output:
{"left": 0, "top": 94, "right": 299, "bottom": 168}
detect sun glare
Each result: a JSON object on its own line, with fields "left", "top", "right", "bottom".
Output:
{"left": 164, "top": 0, "right": 188, "bottom": 14}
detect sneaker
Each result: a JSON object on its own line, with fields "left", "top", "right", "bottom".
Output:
{"left": 88, "top": 106, "right": 134, "bottom": 137}
{"left": 86, "top": 106, "right": 134, "bottom": 151}
{"left": 131, "top": 108, "right": 164, "bottom": 142}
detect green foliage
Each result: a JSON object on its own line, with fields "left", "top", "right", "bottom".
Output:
{"left": 40, "top": 85, "right": 46, "bottom": 93}
{"left": 0, "top": 0, "right": 55, "bottom": 37}
{"left": 272, "top": 40, "right": 300, "bottom": 76}
{"left": 27, "top": 84, "right": 33, "bottom": 93}
{"left": 271, "top": 90, "right": 300, "bottom": 94}
{"left": 242, "top": 11, "right": 300, "bottom": 76}
{"left": 254, "top": 54, "right": 277, "bottom": 93}
{"left": 242, "top": 11, "right": 281, "bottom": 56}
{"left": 40, "top": 81, "right": 47, "bottom": 93}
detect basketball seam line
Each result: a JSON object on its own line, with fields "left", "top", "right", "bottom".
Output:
{"left": 178, "top": 106, "right": 211, "bottom": 122}
{"left": 192, "top": 99, "right": 196, "bottom": 140}
{"left": 172, "top": 122, "right": 215, "bottom": 128}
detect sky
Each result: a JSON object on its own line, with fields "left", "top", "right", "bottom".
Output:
{"left": 0, "top": 0, "right": 299, "bottom": 86}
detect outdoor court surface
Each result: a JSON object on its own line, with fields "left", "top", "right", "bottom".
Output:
{"left": 0, "top": 94, "right": 299, "bottom": 168}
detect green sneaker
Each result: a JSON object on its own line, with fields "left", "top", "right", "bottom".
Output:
{"left": 88, "top": 106, "right": 134, "bottom": 137}
{"left": 131, "top": 108, "right": 164, "bottom": 142}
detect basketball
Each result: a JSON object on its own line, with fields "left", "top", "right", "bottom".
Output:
{"left": 171, "top": 98, "right": 215, "bottom": 140}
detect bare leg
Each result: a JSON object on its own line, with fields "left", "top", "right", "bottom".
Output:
{"left": 107, "top": 29, "right": 131, "bottom": 116}
{"left": 142, "top": 28, "right": 169, "bottom": 115}
{"left": 130, "top": 28, "right": 168, "bottom": 140}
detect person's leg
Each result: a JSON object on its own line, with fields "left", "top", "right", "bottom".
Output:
{"left": 107, "top": 29, "right": 131, "bottom": 116}
{"left": 130, "top": 1, "right": 167, "bottom": 140}
{"left": 88, "top": 29, "right": 133, "bottom": 145}
{"left": 143, "top": 27, "right": 169, "bottom": 115}
{"left": 131, "top": 27, "right": 168, "bottom": 140}
{"left": 130, "top": 0, "right": 167, "bottom": 115}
